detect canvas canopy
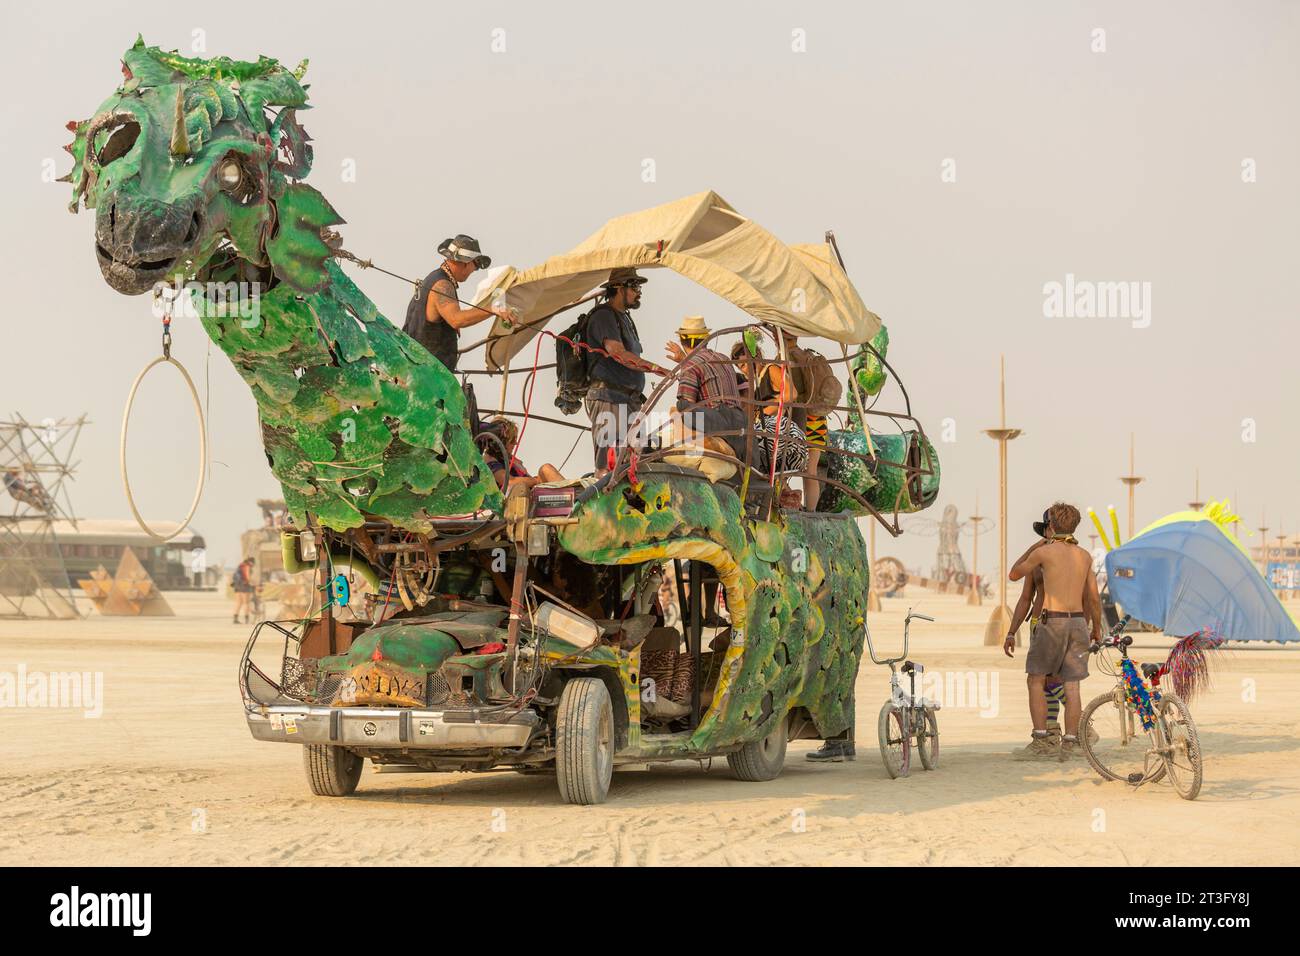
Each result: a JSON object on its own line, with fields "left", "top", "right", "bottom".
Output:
{"left": 472, "top": 191, "right": 881, "bottom": 370}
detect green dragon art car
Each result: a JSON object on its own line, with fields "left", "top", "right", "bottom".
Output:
{"left": 67, "top": 38, "right": 939, "bottom": 804}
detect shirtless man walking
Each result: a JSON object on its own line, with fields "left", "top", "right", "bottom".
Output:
{"left": 1004, "top": 512, "right": 1067, "bottom": 752}
{"left": 1007, "top": 502, "right": 1103, "bottom": 760}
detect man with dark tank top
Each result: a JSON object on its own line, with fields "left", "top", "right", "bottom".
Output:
{"left": 402, "top": 234, "right": 514, "bottom": 372}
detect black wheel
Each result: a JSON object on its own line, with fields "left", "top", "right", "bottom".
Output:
{"left": 1081, "top": 689, "right": 1155, "bottom": 784}
{"left": 303, "top": 744, "right": 363, "bottom": 796}
{"left": 1157, "top": 693, "right": 1203, "bottom": 800}
{"left": 878, "top": 702, "right": 910, "bottom": 778}
{"left": 915, "top": 706, "right": 940, "bottom": 770}
{"left": 555, "top": 677, "right": 615, "bottom": 805}
{"left": 727, "top": 712, "right": 788, "bottom": 782}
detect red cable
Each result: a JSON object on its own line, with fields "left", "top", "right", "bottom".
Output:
{"left": 511, "top": 328, "right": 665, "bottom": 481}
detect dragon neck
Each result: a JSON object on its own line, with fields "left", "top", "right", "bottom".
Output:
{"left": 193, "top": 256, "right": 503, "bottom": 532}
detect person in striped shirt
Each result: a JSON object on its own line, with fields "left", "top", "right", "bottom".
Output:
{"left": 663, "top": 316, "right": 745, "bottom": 460}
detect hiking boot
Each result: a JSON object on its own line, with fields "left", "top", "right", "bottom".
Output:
{"left": 806, "top": 739, "right": 856, "bottom": 762}
{"left": 1012, "top": 734, "right": 1059, "bottom": 761}
{"left": 1045, "top": 720, "right": 1063, "bottom": 744}
{"left": 1059, "top": 736, "right": 1085, "bottom": 761}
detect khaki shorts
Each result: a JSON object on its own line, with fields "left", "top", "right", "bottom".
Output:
{"left": 1026, "top": 616, "right": 1091, "bottom": 682}
{"left": 584, "top": 394, "right": 643, "bottom": 470}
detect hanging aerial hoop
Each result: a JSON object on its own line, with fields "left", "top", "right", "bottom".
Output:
{"left": 119, "top": 310, "right": 208, "bottom": 542}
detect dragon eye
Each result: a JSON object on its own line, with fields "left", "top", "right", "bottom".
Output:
{"left": 93, "top": 119, "right": 140, "bottom": 166}
{"left": 218, "top": 158, "right": 244, "bottom": 190}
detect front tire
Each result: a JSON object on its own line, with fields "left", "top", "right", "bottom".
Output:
{"left": 878, "top": 702, "right": 911, "bottom": 778}
{"left": 555, "top": 677, "right": 615, "bottom": 805}
{"left": 727, "top": 712, "right": 788, "bottom": 781}
{"left": 303, "top": 744, "right": 363, "bottom": 796}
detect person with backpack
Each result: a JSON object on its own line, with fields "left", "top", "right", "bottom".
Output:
{"left": 231, "top": 557, "right": 255, "bottom": 625}
{"left": 581, "top": 268, "right": 659, "bottom": 474}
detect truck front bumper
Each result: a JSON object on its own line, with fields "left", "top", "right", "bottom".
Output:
{"left": 246, "top": 705, "right": 539, "bottom": 750}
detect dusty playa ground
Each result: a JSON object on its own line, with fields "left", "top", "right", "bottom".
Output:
{"left": 2, "top": 591, "right": 1298, "bottom": 866}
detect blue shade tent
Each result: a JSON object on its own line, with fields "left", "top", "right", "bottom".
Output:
{"left": 1105, "top": 517, "right": 1300, "bottom": 644}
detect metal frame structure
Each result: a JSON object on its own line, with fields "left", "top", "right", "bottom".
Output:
{"left": 0, "top": 413, "right": 88, "bottom": 618}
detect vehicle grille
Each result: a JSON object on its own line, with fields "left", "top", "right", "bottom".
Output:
{"left": 279, "top": 656, "right": 317, "bottom": 701}
{"left": 317, "top": 672, "right": 344, "bottom": 704}
{"left": 425, "top": 672, "right": 450, "bottom": 706}
{"left": 279, "top": 657, "right": 346, "bottom": 704}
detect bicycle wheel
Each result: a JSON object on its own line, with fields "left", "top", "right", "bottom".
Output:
{"left": 1157, "top": 693, "right": 1203, "bottom": 800}
{"left": 1080, "top": 689, "right": 1152, "bottom": 784}
{"left": 915, "top": 706, "right": 939, "bottom": 770}
{"left": 878, "top": 701, "right": 911, "bottom": 779}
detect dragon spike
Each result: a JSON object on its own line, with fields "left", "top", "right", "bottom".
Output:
{"left": 169, "top": 86, "right": 190, "bottom": 157}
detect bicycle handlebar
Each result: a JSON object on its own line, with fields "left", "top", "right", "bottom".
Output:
{"left": 1090, "top": 634, "right": 1132, "bottom": 653}
{"left": 865, "top": 606, "right": 935, "bottom": 666}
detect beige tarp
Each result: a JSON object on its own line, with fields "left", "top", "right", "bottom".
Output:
{"left": 473, "top": 191, "right": 881, "bottom": 370}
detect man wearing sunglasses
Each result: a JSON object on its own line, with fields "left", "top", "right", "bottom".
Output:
{"left": 402, "top": 233, "right": 514, "bottom": 372}
{"left": 585, "top": 268, "right": 658, "bottom": 474}
{"left": 664, "top": 315, "right": 744, "bottom": 460}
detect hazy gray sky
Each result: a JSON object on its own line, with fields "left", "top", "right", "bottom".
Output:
{"left": 3, "top": 0, "right": 1297, "bottom": 579}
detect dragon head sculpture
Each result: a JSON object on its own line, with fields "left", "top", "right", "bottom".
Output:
{"left": 65, "top": 35, "right": 335, "bottom": 297}
{"left": 62, "top": 38, "right": 504, "bottom": 532}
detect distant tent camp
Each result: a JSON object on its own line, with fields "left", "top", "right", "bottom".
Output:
{"left": 1105, "top": 501, "right": 1300, "bottom": 644}
{"left": 472, "top": 190, "right": 881, "bottom": 371}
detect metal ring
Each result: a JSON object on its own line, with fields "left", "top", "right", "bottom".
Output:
{"left": 119, "top": 355, "right": 208, "bottom": 542}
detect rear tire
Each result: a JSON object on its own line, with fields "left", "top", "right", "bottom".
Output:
{"left": 878, "top": 702, "right": 911, "bottom": 778}
{"left": 727, "top": 712, "right": 788, "bottom": 782}
{"left": 303, "top": 744, "right": 363, "bottom": 796}
{"left": 555, "top": 677, "right": 615, "bottom": 805}
{"left": 916, "top": 706, "right": 940, "bottom": 770}
{"left": 1080, "top": 690, "right": 1139, "bottom": 783}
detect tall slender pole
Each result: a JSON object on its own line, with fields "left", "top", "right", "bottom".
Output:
{"left": 1275, "top": 527, "right": 1289, "bottom": 599}
{"left": 982, "top": 355, "right": 1022, "bottom": 646}
{"left": 999, "top": 444, "right": 1007, "bottom": 606}
{"left": 1189, "top": 469, "right": 1204, "bottom": 512}
{"left": 1257, "top": 509, "right": 1269, "bottom": 574}
{"left": 1119, "top": 432, "right": 1143, "bottom": 540}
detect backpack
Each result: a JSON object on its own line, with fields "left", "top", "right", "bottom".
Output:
{"left": 554, "top": 311, "right": 593, "bottom": 415}
{"left": 788, "top": 344, "right": 842, "bottom": 417}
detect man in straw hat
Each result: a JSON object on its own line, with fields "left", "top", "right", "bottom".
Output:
{"left": 402, "top": 233, "right": 515, "bottom": 372}
{"left": 585, "top": 267, "right": 657, "bottom": 474}
{"left": 664, "top": 315, "right": 745, "bottom": 460}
